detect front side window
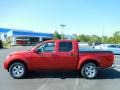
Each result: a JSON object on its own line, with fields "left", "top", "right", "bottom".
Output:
{"left": 37, "top": 42, "right": 55, "bottom": 52}
{"left": 59, "top": 42, "right": 72, "bottom": 52}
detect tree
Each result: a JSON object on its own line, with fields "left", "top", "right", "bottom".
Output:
{"left": 53, "top": 31, "right": 61, "bottom": 40}
{"left": 107, "top": 37, "right": 114, "bottom": 43}
{"left": 88, "top": 35, "right": 102, "bottom": 43}
{"left": 76, "top": 34, "right": 90, "bottom": 42}
{"left": 112, "top": 31, "right": 120, "bottom": 44}
{"left": 53, "top": 30, "right": 120, "bottom": 44}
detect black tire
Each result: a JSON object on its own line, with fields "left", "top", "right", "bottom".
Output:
{"left": 81, "top": 63, "right": 98, "bottom": 79}
{"left": 9, "top": 62, "right": 27, "bottom": 79}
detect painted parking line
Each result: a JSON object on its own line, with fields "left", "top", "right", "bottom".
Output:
{"left": 115, "top": 65, "right": 120, "bottom": 67}
{"left": 115, "top": 68, "right": 120, "bottom": 72}
{"left": 114, "top": 64, "right": 120, "bottom": 71}
{"left": 37, "top": 80, "right": 49, "bottom": 90}
{"left": 73, "top": 76, "right": 79, "bottom": 90}
{"left": 37, "top": 83, "right": 47, "bottom": 90}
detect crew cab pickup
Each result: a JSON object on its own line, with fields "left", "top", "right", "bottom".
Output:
{"left": 4, "top": 40, "right": 114, "bottom": 79}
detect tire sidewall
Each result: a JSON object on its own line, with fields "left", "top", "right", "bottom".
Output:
{"left": 9, "top": 62, "right": 27, "bottom": 79}
{"left": 81, "top": 63, "right": 98, "bottom": 79}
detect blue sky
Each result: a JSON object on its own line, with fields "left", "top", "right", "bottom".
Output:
{"left": 0, "top": 0, "right": 120, "bottom": 36}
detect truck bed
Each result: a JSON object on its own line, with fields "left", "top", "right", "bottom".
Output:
{"left": 79, "top": 47, "right": 113, "bottom": 53}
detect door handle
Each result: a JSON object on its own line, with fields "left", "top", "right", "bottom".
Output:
{"left": 70, "top": 53, "right": 76, "bottom": 56}
{"left": 51, "top": 53, "right": 54, "bottom": 57}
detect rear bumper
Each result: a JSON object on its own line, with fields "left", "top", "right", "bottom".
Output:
{"left": 109, "top": 64, "right": 116, "bottom": 69}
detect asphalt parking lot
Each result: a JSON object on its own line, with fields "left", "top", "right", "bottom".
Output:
{"left": 0, "top": 46, "right": 120, "bottom": 90}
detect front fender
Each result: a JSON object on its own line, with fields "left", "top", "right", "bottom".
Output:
{"left": 4, "top": 55, "right": 28, "bottom": 70}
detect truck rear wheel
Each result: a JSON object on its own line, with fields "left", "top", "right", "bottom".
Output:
{"left": 9, "top": 62, "right": 27, "bottom": 79}
{"left": 81, "top": 62, "right": 98, "bottom": 79}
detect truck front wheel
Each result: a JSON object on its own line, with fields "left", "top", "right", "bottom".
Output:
{"left": 9, "top": 62, "right": 27, "bottom": 79}
{"left": 81, "top": 62, "right": 98, "bottom": 79}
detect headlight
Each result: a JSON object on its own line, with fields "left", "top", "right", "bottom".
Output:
{"left": 6, "top": 55, "right": 10, "bottom": 59}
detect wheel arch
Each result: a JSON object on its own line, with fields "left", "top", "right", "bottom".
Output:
{"left": 7, "top": 59, "right": 28, "bottom": 72}
{"left": 79, "top": 59, "right": 100, "bottom": 70}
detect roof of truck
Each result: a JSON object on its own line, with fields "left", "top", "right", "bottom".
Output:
{"left": 44, "top": 39, "right": 78, "bottom": 42}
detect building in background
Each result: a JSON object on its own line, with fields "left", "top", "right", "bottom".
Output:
{"left": 0, "top": 28, "right": 53, "bottom": 45}
{"left": 0, "top": 28, "right": 73, "bottom": 45}
{"left": 0, "top": 28, "right": 10, "bottom": 40}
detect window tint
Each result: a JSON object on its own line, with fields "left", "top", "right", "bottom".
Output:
{"left": 37, "top": 42, "right": 55, "bottom": 52}
{"left": 117, "top": 45, "right": 120, "bottom": 48}
{"left": 108, "top": 45, "right": 116, "bottom": 48}
{"left": 59, "top": 42, "right": 72, "bottom": 52}
{"left": 108, "top": 45, "right": 120, "bottom": 48}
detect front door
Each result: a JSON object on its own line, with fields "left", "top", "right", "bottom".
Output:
{"left": 30, "top": 42, "right": 55, "bottom": 70}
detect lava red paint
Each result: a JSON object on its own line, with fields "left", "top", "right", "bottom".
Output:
{"left": 4, "top": 40, "right": 114, "bottom": 72}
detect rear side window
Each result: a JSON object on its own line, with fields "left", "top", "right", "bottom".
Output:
{"left": 59, "top": 42, "right": 72, "bottom": 52}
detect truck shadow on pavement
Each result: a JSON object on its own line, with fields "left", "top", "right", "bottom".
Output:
{"left": 96, "top": 69, "right": 120, "bottom": 79}
{"left": 26, "top": 69, "right": 120, "bottom": 79}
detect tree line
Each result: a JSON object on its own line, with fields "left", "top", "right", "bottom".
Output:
{"left": 53, "top": 31, "right": 120, "bottom": 44}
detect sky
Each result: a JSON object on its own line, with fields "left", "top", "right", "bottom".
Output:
{"left": 0, "top": 0, "right": 120, "bottom": 36}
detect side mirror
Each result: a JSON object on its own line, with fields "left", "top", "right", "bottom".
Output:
{"left": 34, "top": 49, "right": 41, "bottom": 54}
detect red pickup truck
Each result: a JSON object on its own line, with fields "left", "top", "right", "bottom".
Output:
{"left": 4, "top": 40, "right": 114, "bottom": 79}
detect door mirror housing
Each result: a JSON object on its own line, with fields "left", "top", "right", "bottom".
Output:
{"left": 34, "top": 49, "right": 41, "bottom": 54}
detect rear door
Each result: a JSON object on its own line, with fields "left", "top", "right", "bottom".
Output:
{"left": 52, "top": 41, "right": 78, "bottom": 70}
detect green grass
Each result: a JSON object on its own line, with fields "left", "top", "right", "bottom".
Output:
{"left": 2, "top": 42, "right": 11, "bottom": 48}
